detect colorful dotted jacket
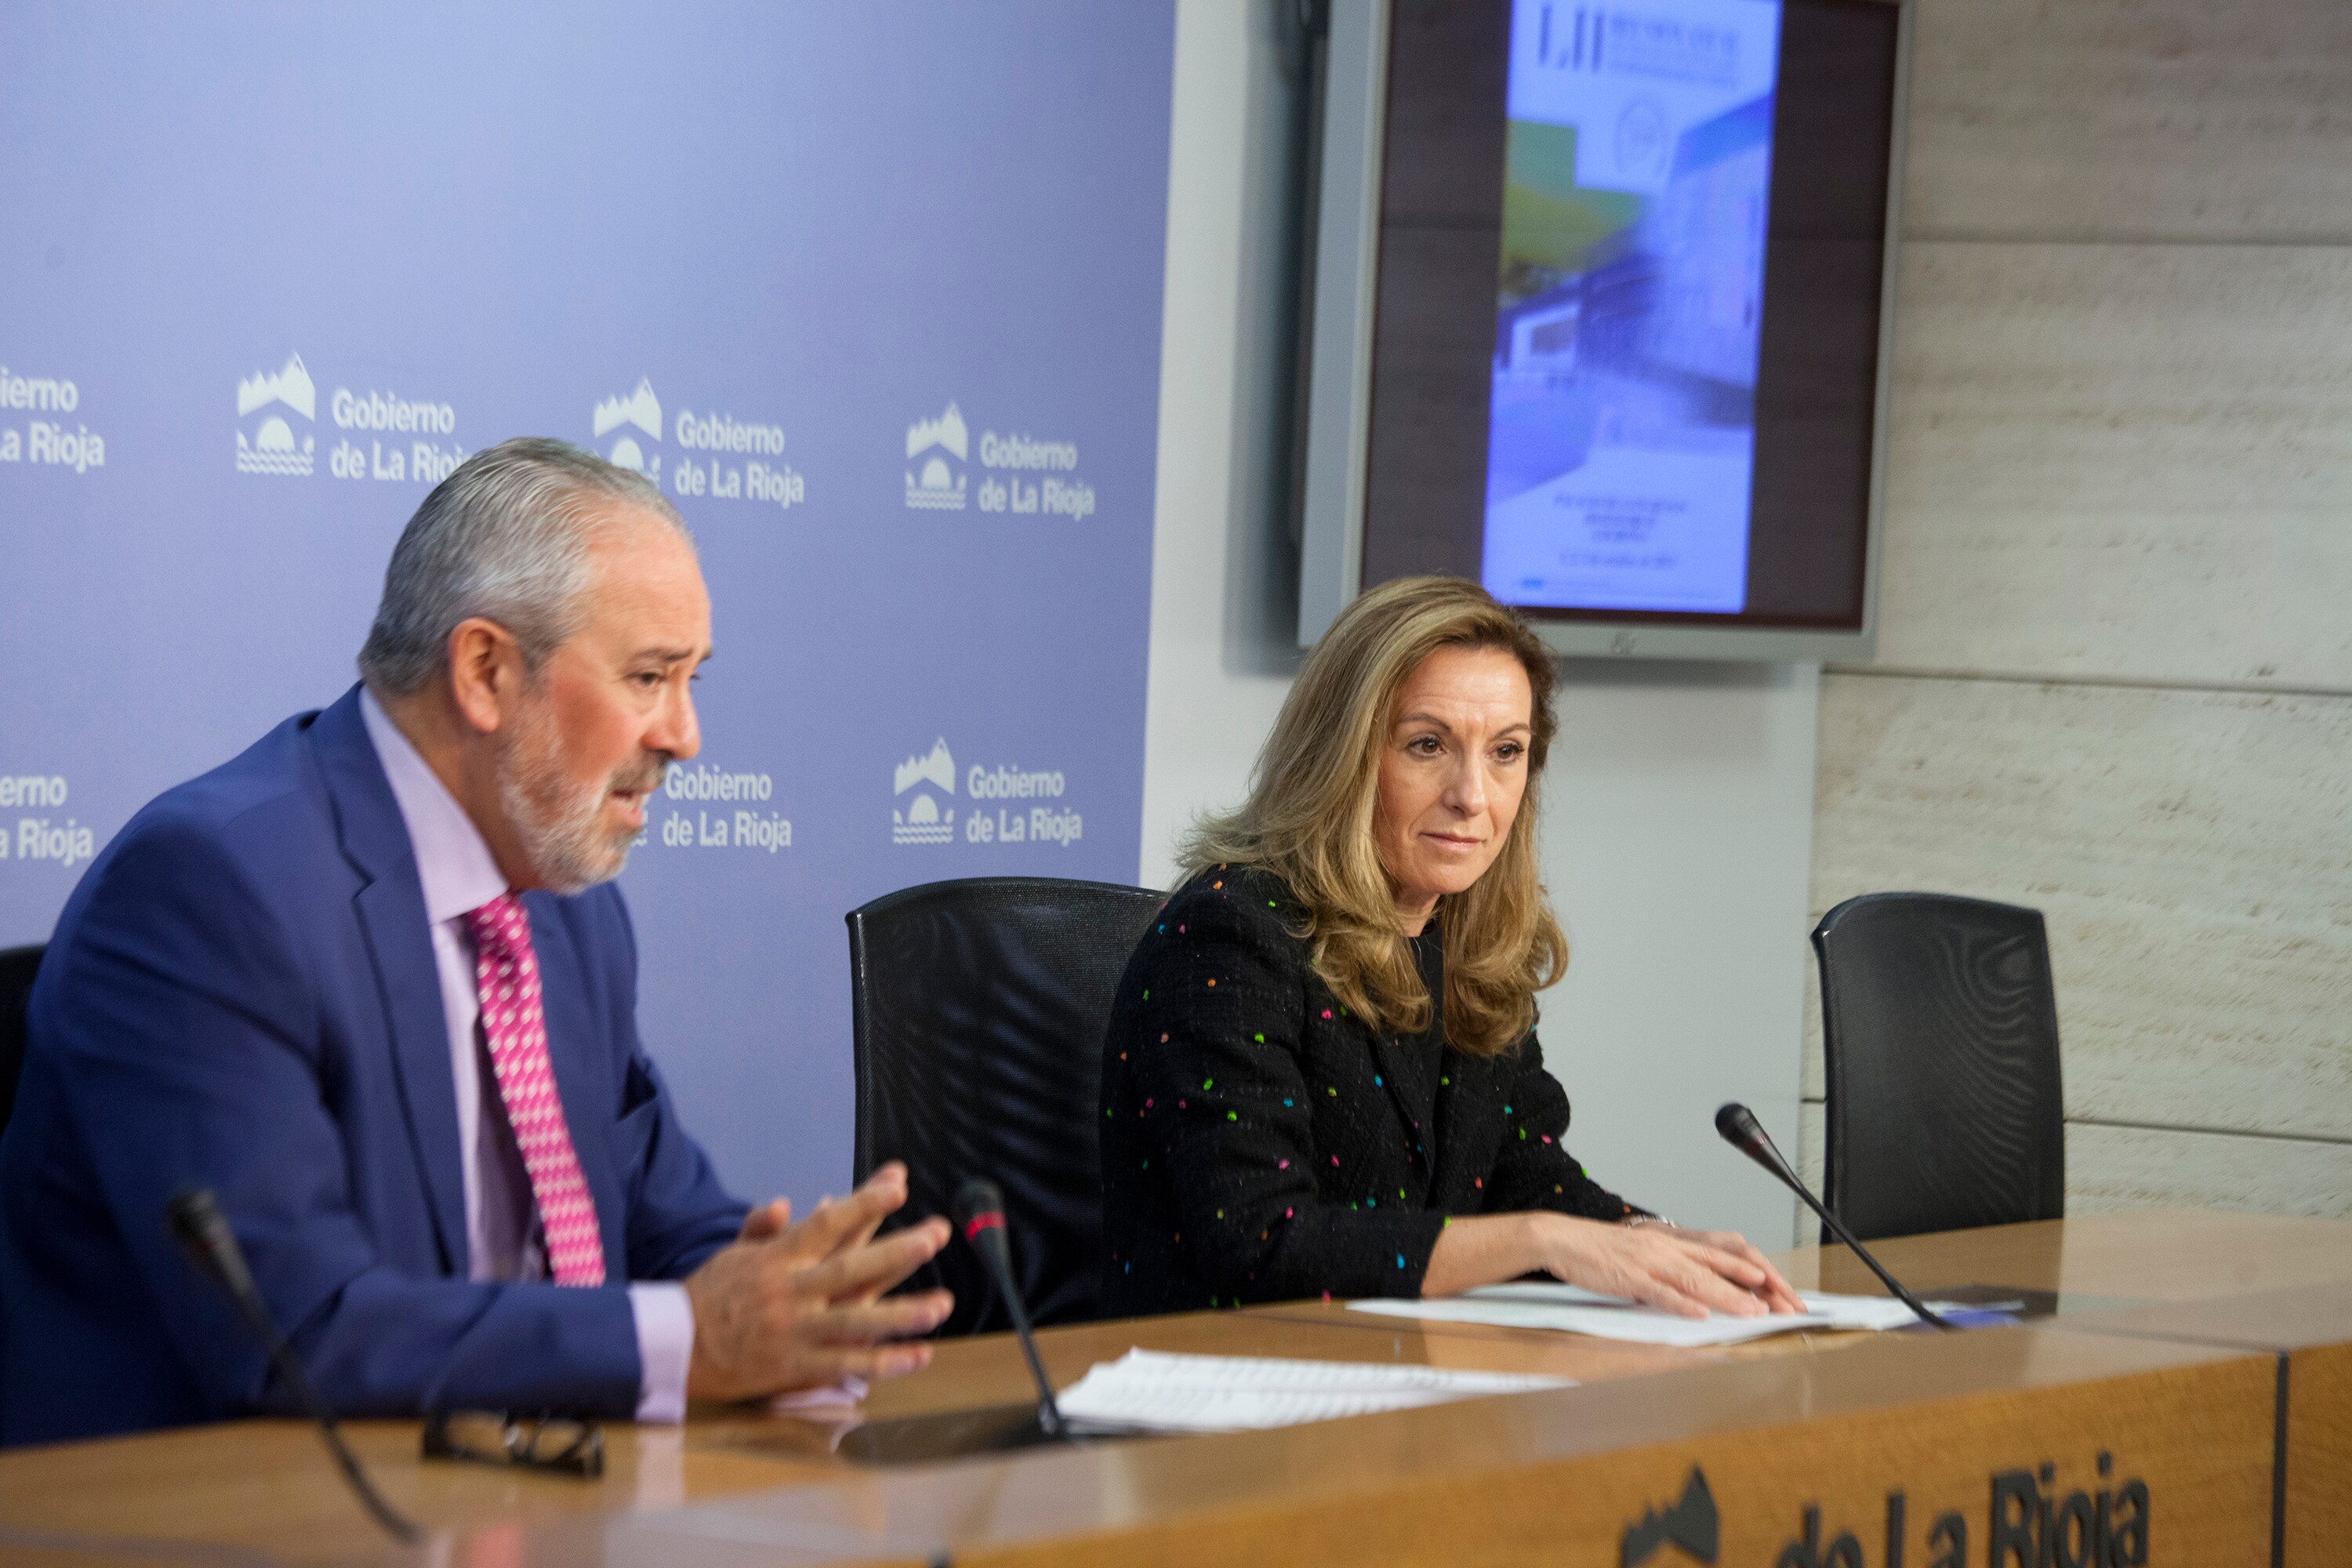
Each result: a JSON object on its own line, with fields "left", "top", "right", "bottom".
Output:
{"left": 1098, "top": 863, "right": 1642, "bottom": 1317}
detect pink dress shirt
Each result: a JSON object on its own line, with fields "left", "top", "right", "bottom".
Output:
{"left": 360, "top": 689, "right": 694, "bottom": 1421}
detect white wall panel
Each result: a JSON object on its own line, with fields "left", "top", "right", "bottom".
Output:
{"left": 1138, "top": 0, "right": 1305, "bottom": 891}
{"left": 1795, "top": 1098, "right": 1824, "bottom": 1245}
{"left": 1541, "top": 662, "right": 1821, "bottom": 1247}
{"left": 1872, "top": 243, "right": 2352, "bottom": 688}
{"left": 1812, "top": 0, "right": 2352, "bottom": 1228}
{"left": 1810, "top": 672, "right": 2352, "bottom": 1140}
{"left": 1794, "top": 1104, "right": 2352, "bottom": 1229}
{"left": 1904, "top": 0, "right": 2352, "bottom": 243}
{"left": 2068, "top": 1123, "right": 2352, "bottom": 1221}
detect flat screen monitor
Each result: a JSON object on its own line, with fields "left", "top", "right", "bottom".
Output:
{"left": 1299, "top": 0, "right": 1909, "bottom": 659}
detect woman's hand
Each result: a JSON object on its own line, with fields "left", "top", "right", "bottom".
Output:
{"left": 1425, "top": 1212, "right": 1804, "bottom": 1317}
{"left": 1535, "top": 1215, "right": 1802, "bottom": 1316}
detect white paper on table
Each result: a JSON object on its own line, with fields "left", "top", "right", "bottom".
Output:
{"left": 1051, "top": 1348, "right": 1573, "bottom": 1433}
{"left": 1345, "top": 1285, "right": 1960, "bottom": 1347}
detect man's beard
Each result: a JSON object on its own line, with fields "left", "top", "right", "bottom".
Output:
{"left": 497, "top": 698, "right": 666, "bottom": 895}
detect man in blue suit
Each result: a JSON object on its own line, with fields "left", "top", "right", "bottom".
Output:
{"left": 0, "top": 438, "right": 952, "bottom": 1446}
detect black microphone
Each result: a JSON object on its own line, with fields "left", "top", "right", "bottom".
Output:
{"left": 949, "top": 1178, "right": 1066, "bottom": 1439}
{"left": 166, "top": 1189, "right": 423, "bottom": 1542}
{"left": 1711, "top": 1105, "right": 1953, "bottom": 1331}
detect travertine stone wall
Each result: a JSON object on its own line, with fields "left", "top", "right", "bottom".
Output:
{"left": 1802, "top": 0, "right": 2352, "bottom": 1220}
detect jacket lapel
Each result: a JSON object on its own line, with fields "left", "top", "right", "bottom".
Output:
{"left": 309, "top": 687, "right": 470, "bottom": 1276}
{"left": 1366, "top": 1031, "right": 1439, "bottom": 1175}
{"left": 1365, "top": 933, "right": 1443, "bottom": 1178}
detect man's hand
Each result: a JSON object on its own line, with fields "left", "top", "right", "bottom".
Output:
{"left": 683, "top": 1162, "right": 953, "bottom": 1402}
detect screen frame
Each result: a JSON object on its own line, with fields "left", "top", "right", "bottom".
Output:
{"left": 1297, "top": 0, "right": 1915, "bottom": 662}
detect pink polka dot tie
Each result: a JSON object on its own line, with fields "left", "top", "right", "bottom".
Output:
{"left": 466, "top": 893, "right": 606, "bottom": 1287}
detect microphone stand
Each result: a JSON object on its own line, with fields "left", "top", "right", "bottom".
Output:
{"left": 952, "top": 1178, "right": 1069, "bottom": 1439}
{"left": 1711, "top": 1105, "right": 1954, "bottom": 1331}
{"left": 167, "top": 1189, "right": 423, "bottom": 1543}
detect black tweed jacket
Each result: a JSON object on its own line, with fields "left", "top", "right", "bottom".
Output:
{"left": 1098, "top": 864, "right": 1640, "bottom": 1318}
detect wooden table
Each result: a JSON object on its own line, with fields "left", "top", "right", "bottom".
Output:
{"left": 2045, "top": 1282, "right": 2352, "bottom": 1568}
{"left": 2, "top": 1210, "right": 2345, "bottom": 1566}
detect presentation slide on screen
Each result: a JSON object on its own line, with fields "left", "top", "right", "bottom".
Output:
{"left": 0, "top": 3, "right": 1175, "bottom": 1206}
{"left": 1482, "top": 0, "right": 1782, "bottom": 615}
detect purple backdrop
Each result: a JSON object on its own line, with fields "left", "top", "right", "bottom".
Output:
{"left": 0, "top": 2, "right": 1175, "bottom": 1204}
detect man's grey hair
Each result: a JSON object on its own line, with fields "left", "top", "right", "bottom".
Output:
{"left": 358, "top": 437, "right": 692, "bottom": 696}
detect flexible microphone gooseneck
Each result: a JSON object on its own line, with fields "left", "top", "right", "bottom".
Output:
{"left": 1711, "top": 1105, "right": 1953, "bottom": 1331}
{"left": 949, "top": 1178, "right": 1067, "bottom": 1439}
{"left": 165, "top": 1189, "right": 423, "bottom": 1543}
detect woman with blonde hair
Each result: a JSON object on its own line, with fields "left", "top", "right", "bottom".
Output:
{"left": 1098, "top": 575, "right": 1799, "bottom": 1318}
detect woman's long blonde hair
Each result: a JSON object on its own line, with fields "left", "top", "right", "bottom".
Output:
{"left": 1181, "top": 575, "right": 1569, "bottom": 1058}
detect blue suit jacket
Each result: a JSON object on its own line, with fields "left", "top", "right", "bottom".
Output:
{"left": 0, "top": 688, "right": 746, "bottom": 1446}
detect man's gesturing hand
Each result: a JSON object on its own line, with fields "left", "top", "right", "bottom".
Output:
{"left": 683, "top": 1162, "right": 953, "bottom": 1402}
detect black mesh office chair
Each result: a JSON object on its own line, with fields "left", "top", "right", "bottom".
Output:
{"left": 0, "top": 944, "right": 42, "bottom": 1134}
{"left": 1812, "top": 893, "right": 2065, "bottom": 1243}
{"left": 846, "top": 877, "right": 1162, "bottom": 1336}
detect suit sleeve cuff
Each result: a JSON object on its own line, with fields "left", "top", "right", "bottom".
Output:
{"left": 628, "top": 1282, "right": 695, "bottom": 1424}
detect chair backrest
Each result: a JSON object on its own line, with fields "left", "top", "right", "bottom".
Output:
{"left": 0, "top": 944, "right": 42, "bottom": 1135}
{"left": 846, "top": 877, "right": 1162, "bottom": 1336}
{"left": 1813, "top": 893, "right": 2064, "bottom": 1243}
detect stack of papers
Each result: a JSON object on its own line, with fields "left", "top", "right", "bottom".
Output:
{"left": 1052, "top": 1348, "right": 1573, "bottom": 1433}
{"left": 1348, "top": 1283, "right": 1955, "bottom": 1347}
